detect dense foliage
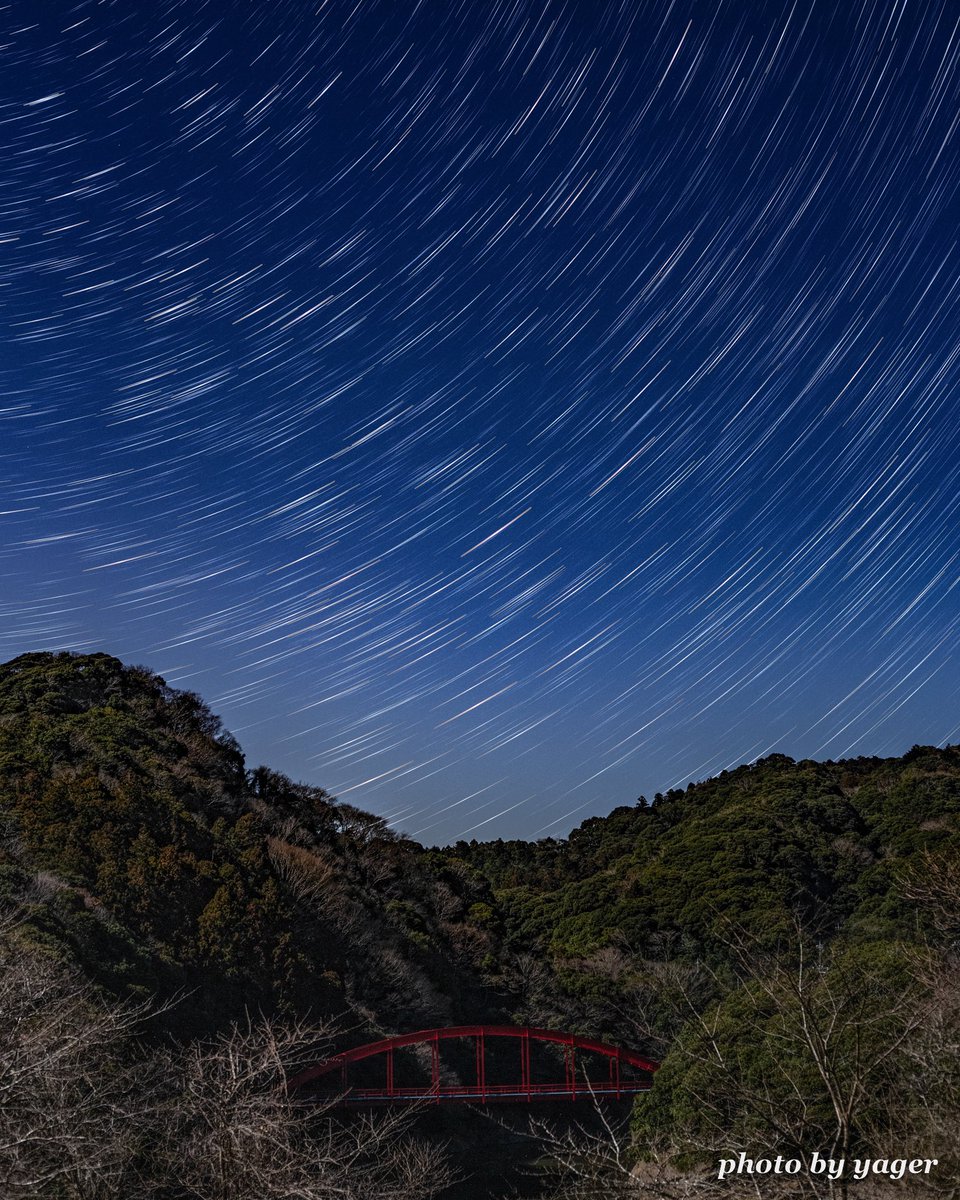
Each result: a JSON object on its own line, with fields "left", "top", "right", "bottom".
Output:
{"left": 0, "top": 651, "right": 502, "bottom": 1037}
{"left": 448, "top": 747, "right": 960, "bottom": 1027}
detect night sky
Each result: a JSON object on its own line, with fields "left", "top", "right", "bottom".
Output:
{"left": 3, "top": 1, "right": 960, "bottom": 842}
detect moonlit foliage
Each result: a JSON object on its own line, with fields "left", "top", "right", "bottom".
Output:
{"left": 3, "top": 0, "right": 959, "bottom": 841}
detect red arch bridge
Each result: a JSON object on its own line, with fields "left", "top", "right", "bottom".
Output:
{"left": 287, "top": 1025, "right": 659, "bottom": 1105}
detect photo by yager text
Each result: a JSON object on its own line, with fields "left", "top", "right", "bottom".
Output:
{"left": 717, "top": 1151, "right": 940, "bottom": 1183}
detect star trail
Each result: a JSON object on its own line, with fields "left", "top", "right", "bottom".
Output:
{"left": 3, "top": 0, "right": 959, "bottom": 841}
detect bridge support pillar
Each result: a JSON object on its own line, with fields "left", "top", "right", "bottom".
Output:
{"left": 521, "top": 1028, "right": 531, "bottom": 1100}
{"left": 610, "top": 1050, "right": 621, "bottom": 1099}
{"left": 475, "top": 1031, "right": 486, "bottom": 1102}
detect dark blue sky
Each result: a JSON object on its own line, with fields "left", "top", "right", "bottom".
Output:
{"left": 3, "top": 0, "right": 959, "bottom": 842}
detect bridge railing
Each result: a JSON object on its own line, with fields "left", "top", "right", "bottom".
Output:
{"left": 287, "top": 1024, "right": 659, "bottom": 1105}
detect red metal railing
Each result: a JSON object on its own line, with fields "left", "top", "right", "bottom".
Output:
{"left": 287, "top": 1024, "right": 659, "bottom": 1105}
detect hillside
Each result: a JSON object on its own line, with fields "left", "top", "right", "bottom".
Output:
{"left": 0, "top": 650, "right": 504, "bottom": 1038}
{"left": 449, "top": 745, "right": 960, "bottom": 1038}
{"left": 0, "top": 650, "right": 957, "bottom": 1197}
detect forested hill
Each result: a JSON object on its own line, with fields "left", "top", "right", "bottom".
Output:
{"left": 1, "top": 651, "right": 958, "bottom": 1194}
{"left": 0, "top": 649, "right": 954, "bottom": 1032}
{"left": 2, "top": 649, "right": 958, "bottom": 1043}
{"left": 445, "top": 742, "right": 960, "bottom": 1040}
{"left": 453, "top": 743, "right": 960, "bottom": 956}
{"left": 0, "top": 650, "right": 505, "bottom": 1037}
{"left": 447, "top": 739, "right": 960, "bottom": 1195}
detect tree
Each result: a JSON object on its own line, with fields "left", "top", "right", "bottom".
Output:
{"left": 894, "top": 848, "right": 960, "bottom": 1186}
{"left": 0, "top": 914, "right": 155, "bottom": 1199}
{"left": 154, "top": 1015, "right": 455, "bottom": 1200}
{"left": 632, "top": 927, "right": 929, "bottom": 1199}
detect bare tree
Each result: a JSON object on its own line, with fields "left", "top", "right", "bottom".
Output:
{"left": 899, "top": 850, "right": 960, "bottom": 944}
{"left": 893, "top": 849, "right": 960, "bottom": 1191}
{"left": 0, "top": 913, "right": 154, "bottom": 1199}
{"left": 155, "top": 1015, "right": 456, "bottom": 1200}
{"left": 0, "top": 906, "right": 454, "bottom": 1200}
{"left": 523, "top": 1107, "right": 690, "bottom": 1200}
{"left": 648, "top": 928, "right": 929, "bottom": 1200}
